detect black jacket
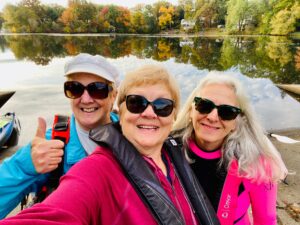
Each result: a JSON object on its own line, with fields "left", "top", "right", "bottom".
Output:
{"left": 89, "top": 122, "right": 219, "bottom": 225}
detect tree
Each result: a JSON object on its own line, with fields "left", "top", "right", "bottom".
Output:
{"left": 2, "top": 4, "right": 39, "bottom": 32}
{"left": 158, "top": 5, "right": 174, "bottom": 30}
{"left": 59, "top": 0, "right": 98, "bottom": 33}
{"left": 178, "top": 0, "right": 195, "bottom": 20}
{"left": 270, "top": 2, "right": 300, "bottom": 35}
{"left": 226, "top": 0, "right": 252, "bottom": 33}
{"left": 195, "top": 0, "right": 218, "bottom": 28}
{"left": 0, "top": 13, "right": 4, "bottom": 31}
{"left": 143, "top": 4, "right": 159, "bottom": 33}
{"left": 131, "top": 9, "right": 146, "bottom": 33}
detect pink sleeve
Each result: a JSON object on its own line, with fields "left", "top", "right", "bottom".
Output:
{"left": 0, "top": 151, "right": 106, "bottom": 225}
{"left": 249, "top": 181, "right": 277, "bottom": 225}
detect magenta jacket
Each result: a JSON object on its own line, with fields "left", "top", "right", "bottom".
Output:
{"left": 188, "top": 140, "right": 277, "bottom": 225}
{"left": 0, "top": 146, "right": 198, "bottom": 225}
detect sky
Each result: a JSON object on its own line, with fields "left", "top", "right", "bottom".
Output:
{"left": 0, "top": 0, "right": 179, "bottom": 11}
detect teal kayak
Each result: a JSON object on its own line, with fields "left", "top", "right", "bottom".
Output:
{"left": 0, "top": 112, "right": 21, "bottom": 148}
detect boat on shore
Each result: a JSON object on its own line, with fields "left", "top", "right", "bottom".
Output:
{"left": 276, "top": 84, "right": 300, "bottom": 96}
{"left": 0, "top": 112, "right": 21, "bottom": 149}
{"left": 0, "top": 91, "right": 15, "bottom": 108}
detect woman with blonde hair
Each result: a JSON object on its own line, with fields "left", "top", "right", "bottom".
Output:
{"left": 0, "top": 65, "right": 219, "bottom": 225}
{"left": 173, "top": 71, "right": 287, "bottom": 225}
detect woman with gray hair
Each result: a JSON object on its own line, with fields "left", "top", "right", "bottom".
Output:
{"left": 173, "top": 72, "right": 287, "bottom": 225}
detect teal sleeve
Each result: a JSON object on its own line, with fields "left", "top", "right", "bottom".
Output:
{"left": 110, "top": 112, "right": 119, "bottom": 122}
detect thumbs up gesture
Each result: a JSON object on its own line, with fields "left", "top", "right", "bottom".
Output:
{"left": 31, "top": 117, "right": 65, "bottom": 174}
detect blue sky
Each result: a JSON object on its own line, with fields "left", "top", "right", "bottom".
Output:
{"left": 0, "top": 0, "right": 179, "bottom": 11}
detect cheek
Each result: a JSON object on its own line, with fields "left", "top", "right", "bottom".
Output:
{"left": 191, "top": 109, "right": 203, "bottom": 124}
{"left": 70, "top": 99, "right": 78, "bottom": 109}
{"left": 224, "top": 120, "right": 237, "bottom": 132}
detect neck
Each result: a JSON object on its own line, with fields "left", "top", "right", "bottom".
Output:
{"left": 195, "top": 139, "right": 222, "bottom": 152}
{"left": 139, "top": 147, "right": 167, "bottom": 176}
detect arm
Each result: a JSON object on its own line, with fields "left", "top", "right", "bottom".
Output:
{"left": 249, "top": 181, "right": 277, "bottom": 225}
{"left": 0, "top": 152, "right": 104, "bottom": 225}
{"left": 0, "top": 143, "right": 47, "bottom": 219}
{"left": 0, "top": 118, "right": 64, "bottom": 219}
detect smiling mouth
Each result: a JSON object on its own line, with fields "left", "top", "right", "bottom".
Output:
{"left": 137, "top": 125, "right": 159, "bottom": 130}
{"left": 201, "top": 123, "right": 219, "bottom": 130}
{"left": 81, "top": 107, "right": 98, "bottom": 113}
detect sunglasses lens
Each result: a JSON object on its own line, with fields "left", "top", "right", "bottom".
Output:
{"left": 87, "top": 82, "right": 109, "bottom": 99}
{"left": 126, "top": 95, "right": 148, "bottom": 114}
{"left": 218, "top": 106, "right": 240, "bottom": 120}
{"left": 126, "top": 95, "right": 174, "bottom": 117}
{"left": 195, "top": 98, "right": 215, "bottom": 114}
{"left": 64, "top": 81, "right": 110, "bottom": 99}
{"left": 64, "top": 81, "right": 84, "bottom": 99}
{"left": 152, "top": 99, "right": 174, "bottom": 117}
{"left": 194, "top": 97, "right": 241, "bottom": 120}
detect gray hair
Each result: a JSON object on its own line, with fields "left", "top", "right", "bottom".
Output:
{"left": 173, "top": 71, "right": 287, "bottom": 182}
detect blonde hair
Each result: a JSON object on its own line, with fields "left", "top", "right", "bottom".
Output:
{"left": 173, "top": 71, "right": 287, "bottom": 183}
{"left": 117, "top": 64, "right": 180, "bottom": 118}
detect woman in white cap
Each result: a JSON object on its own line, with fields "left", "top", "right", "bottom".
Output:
{"left": 0, "top": 53, "right": 120, "bottom": 218}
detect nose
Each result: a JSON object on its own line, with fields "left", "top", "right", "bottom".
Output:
{"left": 206, "top": 108, "right": 219, "bottom": 121}
{"left": 80, "top": 90, "right": 94, "bottom": 103}
{"left": 141, "top": 104, "right": 158, "bottom": 118}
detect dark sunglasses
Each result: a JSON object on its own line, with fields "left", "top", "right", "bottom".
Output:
{"left": 64, "top": 81, "right": 112, "bottom": 99}
{"left": 194, "top": 97, "right": 242, "bottom": 120}
{"left": 125, "top": 95, "right": 174, "bottom": 117}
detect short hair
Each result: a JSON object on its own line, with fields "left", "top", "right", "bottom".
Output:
{"left": 173, "top": 71, "right": 287, "bottom": 183}
{"left": 117, "top": 64, "right": 180, "bottom": 118}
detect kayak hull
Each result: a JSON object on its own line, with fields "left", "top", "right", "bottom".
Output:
{"left": 0, "top": 112, "right": 21, "bottom": 148}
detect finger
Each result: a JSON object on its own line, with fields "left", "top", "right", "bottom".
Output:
{"left": 51, "top": 139, "right": 65, "bottom": 149}
{"left": 48, "top": 149, "right": 64, "bottom": 158}
{"left": 35, "top": 117, "right": 47, "bottom": 138}
{"left": 46, "top": 164, "right": 59, "bottom": 172}
{"left": 49, "top": 157, "right": 63, "bottom": 165}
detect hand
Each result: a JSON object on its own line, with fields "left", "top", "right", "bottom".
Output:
{"left": 31, "top": 117, "right": 65, "bottom": 174}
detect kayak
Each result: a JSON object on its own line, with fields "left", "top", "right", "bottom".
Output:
{"left": 0, "top": 112, "right": 21, "bottom": 148}
{"left": 276, "top": 84, "right": 300, "bottom": 96}
{"left": 0, "top": 91, "right": 15, "bottom": 108}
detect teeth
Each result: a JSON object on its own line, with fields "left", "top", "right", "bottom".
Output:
{"left": 82, "top": 108, "right": 97, "bottom": 112}
{"left": 138, "top": 125, "right": 158, "bottom": 129}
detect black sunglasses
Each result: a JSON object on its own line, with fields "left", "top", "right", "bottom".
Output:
{"left": 125, "top": 95, "right": 174, "bottom": 117}
{"left": 64, "top": 81, "right": 112, "bottom": 99}
{"left": 194, "top": 97, "right": 242, "bottom": 120}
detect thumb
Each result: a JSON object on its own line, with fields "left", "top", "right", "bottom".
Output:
{"left": 35, "top": 117, "right": 47, "bottom": 138}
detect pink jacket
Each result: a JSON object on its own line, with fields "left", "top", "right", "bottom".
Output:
{"left": 0, "top": 146, "right": 197, "bottom": 225}
{"left": 188, "top": 140, "right": 277, "bottom": 225}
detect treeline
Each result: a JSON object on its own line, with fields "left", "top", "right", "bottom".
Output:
{"left": 0, "top": 35, "right": 299, "bottom": 84}
{"left": 0, "top": 0, "right": 299, "bottom": 35}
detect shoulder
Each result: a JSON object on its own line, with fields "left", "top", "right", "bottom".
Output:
{"left": 66, "top": 146, "right": 120, "bottom": 178}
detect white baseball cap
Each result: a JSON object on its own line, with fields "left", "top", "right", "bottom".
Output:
{"left": 64, "top": 53, "right": 120, "bottom": 87}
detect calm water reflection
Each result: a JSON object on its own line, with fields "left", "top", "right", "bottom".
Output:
{"left": 0, "top": 34, "right": 299, "bottom": 145}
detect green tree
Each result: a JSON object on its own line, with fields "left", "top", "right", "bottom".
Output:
{"left": 270, "top": 2, "right": 300, "bottom": 35}
{"left": 131, "top": 9, "right": 146, "bottom": 33}
{"left": 3, "top": 4, "right": 39, "bottom": 32}
{"left": 226, "top": 0, "right": 252, "bottom": 33}
{"left": 0, "top": 13, "right": 4, "bottom": 31}
{"left": 143, "top": 4, "right": 160, "bottom": 33}
{"left": 195, "top": 0, "right": 218, "bottom": 28}
{"left": 178, "top": 0, "right": 195, "bottom": 20}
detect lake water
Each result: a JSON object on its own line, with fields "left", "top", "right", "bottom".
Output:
{"left": 0, "top": 34, "right": 299, "bottom": 146}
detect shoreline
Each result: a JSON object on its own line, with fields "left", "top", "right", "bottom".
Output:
{"left": 0, "top": 31, "right": 299, "bottom": 39}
